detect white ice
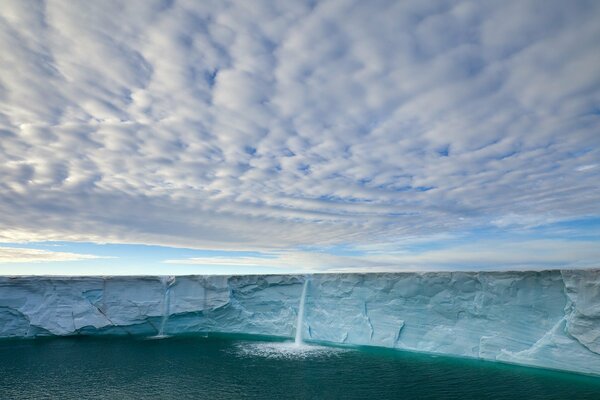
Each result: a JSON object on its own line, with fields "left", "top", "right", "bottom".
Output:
{"left": 1, "top": 270, "right": 599, "bottom": 375}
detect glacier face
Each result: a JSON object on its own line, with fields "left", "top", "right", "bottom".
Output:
{"left": 0, "top": 271, "right": 599, "bottom": 375}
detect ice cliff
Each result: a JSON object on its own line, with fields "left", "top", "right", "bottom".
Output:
{"left": 1, "top": 271, "right": 599, "bottom": 376}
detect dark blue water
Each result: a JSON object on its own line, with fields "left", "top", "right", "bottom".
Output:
{"left": 1, "top": 335, "right": 599, "bottom": 399}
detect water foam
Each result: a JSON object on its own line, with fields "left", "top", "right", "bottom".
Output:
{"left": 231, "top": 341, "right": 347, "bottom": 360}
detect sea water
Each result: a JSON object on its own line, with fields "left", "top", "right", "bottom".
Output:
{"left": 0, "top": 336, "right": 599, "bottom": 399}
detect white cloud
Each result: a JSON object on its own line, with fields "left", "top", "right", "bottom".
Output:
{"left": 0, "top": 247, "right": 105, "bottom": 263}
{"left": 0, "top": 0, "right": 598, "bottom": 255}
{"left": 165, "top": 239, "right": 600, "bottom": 272}
{"left": 576, "top": 164, "right": 597, "bottom": 172}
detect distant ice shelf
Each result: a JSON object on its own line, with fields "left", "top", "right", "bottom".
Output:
{"left": 1, "top": 270, "right": 599, "bottom": 376}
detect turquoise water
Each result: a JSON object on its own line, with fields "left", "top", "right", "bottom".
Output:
{"left": 1, "top": 336, "right": 599, "bottom": 399}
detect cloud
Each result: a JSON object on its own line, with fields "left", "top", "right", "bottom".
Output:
{"left": 0, "top": 247, "right": 106, "bottom": 263}
{"left": 576, "top": 164, "right": 597, "bottom": 172}
{"left": 165, "top": 239, "right": 600, "bottom": 272}
{"left": 0, "top": 0, "right": 598, "bottom": 255}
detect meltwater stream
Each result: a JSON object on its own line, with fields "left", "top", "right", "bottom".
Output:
{"left": 150, "top": 276, "right": 175, "bottom": 339}
{"left": 294, "top": 279, "right": 309, "bottom": 346}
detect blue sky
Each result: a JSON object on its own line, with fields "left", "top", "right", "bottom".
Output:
{"left": 0, "top": 0, "right": 599, "bottom": 274}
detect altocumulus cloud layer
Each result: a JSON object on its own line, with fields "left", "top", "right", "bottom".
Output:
{"left": 0, "top": 0, "right": 599, "bottom": 269}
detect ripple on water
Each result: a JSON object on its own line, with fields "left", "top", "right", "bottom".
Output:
{"left": 145, "top": 334, "right": 171, "bottom": 340}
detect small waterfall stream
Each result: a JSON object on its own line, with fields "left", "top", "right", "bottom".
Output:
{"left": 157, "top": 276, "right": 175, "bottom": 338}
{"left": 294, "top": 279, "right": 309, "bottom": 346}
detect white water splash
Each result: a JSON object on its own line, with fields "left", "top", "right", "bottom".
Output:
{"left": 231, "top": 341, "right": 347, "bottom": 360}
{"left": 295, "top": 279, "right": 309, "bottom": 346}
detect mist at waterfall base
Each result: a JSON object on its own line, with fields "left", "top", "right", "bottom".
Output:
{"left": 1, "top": 336, "right": 600, "bottom": 400}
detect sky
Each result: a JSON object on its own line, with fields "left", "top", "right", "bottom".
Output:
{"left": 0, "top": 0, "right": 599, "bottom": 275}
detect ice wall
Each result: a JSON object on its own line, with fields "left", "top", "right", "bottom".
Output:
{"left": 0, "top": 271, "right": 599, "bottom": 376}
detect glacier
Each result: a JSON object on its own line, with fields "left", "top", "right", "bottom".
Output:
{"left": 1, "top": 270, "right": 599, "bottom": 376}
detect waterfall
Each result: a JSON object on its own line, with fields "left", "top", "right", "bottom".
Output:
{"left": 294, "top": 279, "right": 309, "bottom": 346}
{"left": 157, "top": 276, "right": 175, "bottom": 337}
